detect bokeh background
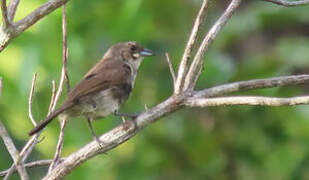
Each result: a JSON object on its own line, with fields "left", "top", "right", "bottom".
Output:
{"left": 1, "top": 0, "right": 309, "bottom": 179}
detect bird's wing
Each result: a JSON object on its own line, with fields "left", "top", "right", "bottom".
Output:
{"left": 63, "top": 59, "right": 132, "bottom": 105}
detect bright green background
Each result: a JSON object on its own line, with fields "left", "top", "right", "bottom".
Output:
{"left": 1, "top": 0, "right": 309, "bottom": 179}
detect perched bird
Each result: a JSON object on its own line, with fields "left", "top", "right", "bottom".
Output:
{"left": 29, "top": 41, "right": 153, "bottom": 142}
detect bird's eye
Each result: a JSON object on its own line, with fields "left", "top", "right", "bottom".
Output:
{"left": 130, "top": 46, "right": 137, "bottom": 51}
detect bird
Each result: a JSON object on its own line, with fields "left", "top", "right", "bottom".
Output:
{"left": 28, "top": 41, "right": 153, "bottom": 143}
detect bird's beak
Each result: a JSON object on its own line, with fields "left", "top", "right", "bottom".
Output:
{"left": 140, "top": 48, "right": 154, "bottom": 56}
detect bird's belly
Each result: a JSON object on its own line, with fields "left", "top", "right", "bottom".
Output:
{"left": 67, "top": 89, "right": 120, "bottom": 120}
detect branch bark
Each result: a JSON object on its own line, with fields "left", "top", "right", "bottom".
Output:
{"left": 184, "top": 0, "right": 242, "bottom": 91}
{"left": 185, "top": 96, "right": 309, "bottom": 107}
{"left": 0, "top": 0, "right": 70, "bottom": 52}
{"left": 175, "top": 0, "right": 210, "bottom": 94}
{"left": 262, "top": 0, "right": 309, "bottom": 6}
{"left": 0, "top": 121, "right": 29, "bottom": 180}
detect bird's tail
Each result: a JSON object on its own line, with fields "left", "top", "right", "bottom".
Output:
{"left": 28, "top": 103, "right": 73, "bottom": 136}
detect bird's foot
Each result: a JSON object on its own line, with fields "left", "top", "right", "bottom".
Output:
{"left": 94, "top": 136, "right": 104, "bottom": 148}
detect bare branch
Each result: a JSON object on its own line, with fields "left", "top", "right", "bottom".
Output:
{"left": 0, "top": 0, "right": 70, "bottom": 52}
{"left": 185, "top": 96, "right": 309, "bottom": 107}
{"left": 165, "top": 53, "right": 176, "bottom": 88}
{"left": 48, "top": 80, "right": 57, "bottom": 114}
{"left": 0, "top": 121, "right": 29, "bottom": 180}
{"left": 0, "top": 77, "right": 2, "bottom": 99}
{"left": 1, "top": 0, "right": 10, "bottom": 28}
{"left": 7, "top": 0, "right": 20, "bottom": 22}
{"left": 0, "top": 159, "right": 65, "bottom": 177}
{"left": 28, "top": 73, "right": 37, "bottom": 126}
{"left": 62, "top": 4, "right": 70, "bottom": 93}
{"left": 184, "top": 0, "right": 242, "bottom": 91}
{"left": 174, "top": 0, "right": 210, "bottom": 94}
{"left": 49, "top": 4, "right": 69, "bottom": 173}
{"left": 262, "top": 0, "right": 309, "bottom": 6}
{"left": 14, "top": 0, "right": 69, "bottom": 34}
{"left": 193, "top": 74, "right": 309, "bottom": 98}
{"left": 48, "top": 118, "right": 67, "bottom": 172}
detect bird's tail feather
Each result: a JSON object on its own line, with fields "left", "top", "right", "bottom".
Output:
{"left": 28, "top": 103, "right": 73, "bottom": 136}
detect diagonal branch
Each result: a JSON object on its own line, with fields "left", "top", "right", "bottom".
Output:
{"left": 0, "top": 0, "right": 70, "bottom": 52}
{"left": 185, "top": 96, "right": 309, "bottom": 107}
{"left": 0, "top": 121, "right": 29, "bottom": 180}
{"left": 165, "top": 53, "right": 176, "bottom": 88}
{"left": 7, "top": 0, "right": 20, "bottom": 22}
{"left": 193, "top": 74, "right": 309, "bottom": 98}
{"left": 184, "top": 0, "right": 242, "bottom": 91}
{"left": 262, "top": 0, "right": 309, "bottom": 6}
{"left": 174, "top": 0, "right": 210, "bottom": 94}
{"left": 1, "top": 0, "right": 10, "bottom": 28}
{"left": 28, "top": 73, "right": 37, "bottom": 126}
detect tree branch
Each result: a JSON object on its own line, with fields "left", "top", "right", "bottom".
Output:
{"left": 174, "top": 0, "right": 209, "bottom": 94}
{"left": 0, "top": 77, "right": 2, "bottom": 99}
{"left": 28, "top": 73, "right": 37, "bottom": 126}
{"left": 7, "top": 0, "right": 19, "bottom": 22}
{"left": 184, "top": 0, "right": 242, "bottom": 91}
{"left": 0, "top": 121, "right": 29, "bottom": 180}
{"left": 185, "top": 96, "right": 309, "bottom": 107}
{"left": 165, "top": 53, "right": 176, "bottom": 88}
{"left": 1, "top": 0, "right": 10, "bottom": 28}
{"left": 0, "top": 159, "right": 65, "bottom": 177}
{"left": 262, "top": 0, "right": 309, "bottom": 6}
{"left": 0, "top": 0, "right": 70, "bottom": 52}
{"left": 193, "top": 74, "right": 309, "bottom": 98}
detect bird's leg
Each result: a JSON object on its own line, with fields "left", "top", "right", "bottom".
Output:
{"left": 114, "top": 111, "right": 138, "bottom": 130}
{"left": 86, "top": 117, "right": 103, "bottom": 147}
{"left": 113, "top": 111, "right": 138, "bottom": 119}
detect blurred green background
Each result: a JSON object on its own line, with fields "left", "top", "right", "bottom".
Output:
{"left": 1, "top": 0, "right": 309, "bottom": 179}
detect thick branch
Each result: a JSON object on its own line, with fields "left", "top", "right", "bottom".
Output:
{"left": 185, "top": 96, "right": 309, "bottom": 107}
{"left": 174, "top": 0, "right": 209, "bottom": 94}
{"left": 184, "top": 0, "right": 242, "bottom": 91}
{"left": 262, "top": 0, "right": 309, "bottom": 6}
{"left": 0, "top": 121, "right": 29, "bottom": 180}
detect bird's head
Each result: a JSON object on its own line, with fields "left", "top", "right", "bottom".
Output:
{"left": 104, "top": 41, "right": 154, "bottom": 69}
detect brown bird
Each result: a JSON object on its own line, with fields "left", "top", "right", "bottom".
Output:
{"left": 29, "top": 41, "right": 153, "bottom": 142}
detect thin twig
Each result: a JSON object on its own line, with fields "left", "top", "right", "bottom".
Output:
{"left": 48, "top": 4, "right": 69, "bottom": 172}
{"left": 184, "top": 0, "right": 242, "bottom": 91}
{"left": 0, "top": 159, "right": 64, "bottom": 177}
{"left": 28, "top": 73, "right": 37, "bottom": 126}
{"left": 7, "top": 0, "right": 20, "bottom": 22}
{"left": 48, "top": 80, "right": 57, "bottom": 114}
{"left": 62, "top": 4, "right": 70, "bottom": 93}
{"left": 0, "top": 121, "right": 29, "bottom": 180}
{"left": 165, "top": 53, "right": 176, "bottom": 88}
{"left": 0, "top": 77, "right": 2, "bottom": 99}
{"left": 262, "top": 0, "right": 309, "bottom": 6}
{"left": 1, "top": 0, "right": 10, "bottom": 28}
{"left": 193, "top": 74, "right": 309, "bottom": 98}
{"left": 48, "top": 118, "right": 67, "bottom": 172}
{"left": 174, "top": 0, "right": 209, "bottom": 94}
{"left": 185, "top": 96, "right": 309, "bottom": 107}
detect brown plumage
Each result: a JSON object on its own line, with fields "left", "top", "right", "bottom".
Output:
{"left": 29, "top": 41, "right": 153, "bottom": 136}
